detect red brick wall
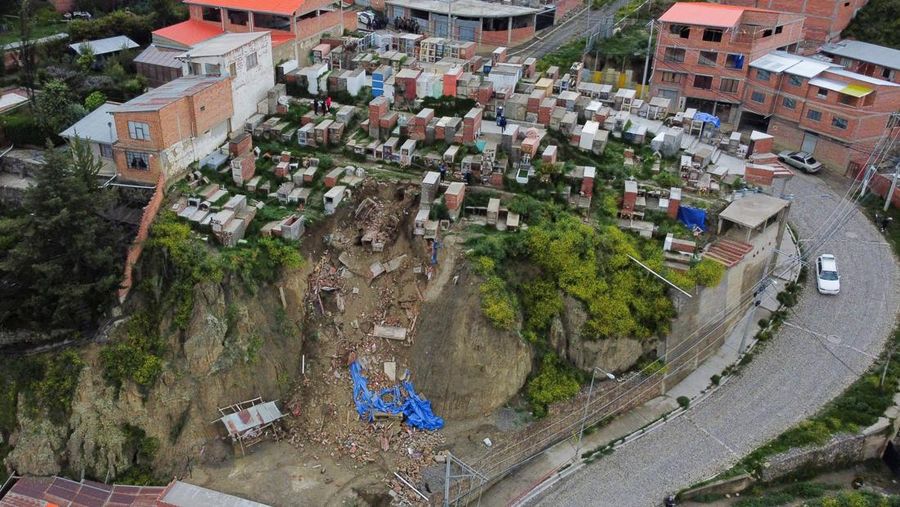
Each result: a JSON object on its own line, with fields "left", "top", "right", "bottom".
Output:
{"left": 722, "top": 0, "right": 864, "bottom": 43}
{"left": 555, "top": 0, "right": 583, "bottom": 19}
{"left": 118, "top": 176, "right": 165, "bottom": 302}
{"left": 481, "top": 25, "right": 535, "bottom": 47}
{"left": 869, "top": 173, "right": 900, "bottom": 209}
{"left": 297, "top": 10, "right": 346, "bottom": 40}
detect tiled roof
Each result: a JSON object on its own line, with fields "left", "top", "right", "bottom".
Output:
{"left": 152, "top": 19, "right": 224, "bottom": 47}
{"left": 184, "top": 0, "right": 304, "bottom": 16}
{"left": 0, "top": 477, "right": 165, "bottom": 507}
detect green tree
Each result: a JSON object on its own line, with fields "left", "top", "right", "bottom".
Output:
{"left": 842, "top": 0, "right": 900, "bottom": 48}
{"left": 527, "top": 353, "right": 581, "bottom": 416}
{"left": 84, "top": 90, "right": 106, "bottom": 111}
{"left": 76, "top": 44, "right": 95, "bottom": 72}
{"left": 0, "top": 139, "right": 125, "bottom": 330}
{"left": 35, "top": 79, "right": 85, "bottom": 137}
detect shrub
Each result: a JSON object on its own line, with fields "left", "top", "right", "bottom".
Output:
{"left": 677, "top": 396, "right": 690, "bottom": 409}
{"left": 0, "top": 113, "right": 46, "bottom": 147}
{"left": 710, "top": 374, "right": 721, "bottom": 386}
{"left": 690, "top": 258, "right": 726, "bottom": 287}
{"left": 480, "top": 276, "right": 518, "bottom": 330}
{"left": 527, "top": 353, "right": 581, "bottom": 417}
{"left": 84, "top": 90, "right": 106, "bottom": 111}
{"left": 100, "top": 311, "right": 165, "bottom": 390}
{"left": 33, "top": 350, "right": 85, "bottom": 423}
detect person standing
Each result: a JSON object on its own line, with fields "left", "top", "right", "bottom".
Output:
{"left": 313, "top": 98, "right": 319, "bottom": 115}
{"left": 325, "top": 96, "right": 332, "bottom": 113}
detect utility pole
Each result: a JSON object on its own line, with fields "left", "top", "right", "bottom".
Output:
{"left": 884, "top": 160, "right": 899, "bottom": 212}
{"left": 641, "top": 19, "right": 654, "bottom": 100}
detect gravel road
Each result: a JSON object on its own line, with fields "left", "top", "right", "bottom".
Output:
{"left": 535, "top": 173, "right": 900, "bottom": 506}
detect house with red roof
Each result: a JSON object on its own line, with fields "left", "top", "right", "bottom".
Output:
{"left": 135, "top": 0, "right": 353, "bottom": 87}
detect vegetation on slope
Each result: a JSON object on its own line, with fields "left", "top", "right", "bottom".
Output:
{"left": 842, "top": 0, "right": 900, "bottom": 49}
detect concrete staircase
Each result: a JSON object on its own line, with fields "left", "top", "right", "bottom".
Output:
{"left": 703, "top": 238, "right": 753, "bottom": 268}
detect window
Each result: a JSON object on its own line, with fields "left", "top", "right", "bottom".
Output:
{"left": 229, "top": 62, "right": 237, "bottom": 76}
{"left": 782, "top": 97, "right": 796, "bottom": 109}
{"left": 204, "top": 63, "right": 220, "bottom": 76}
{"left": 725, "top": 53, "right": 744, "bottom": 69}
{"left": 720, "top": 78, "right": 739, "bottom": 93}
{"left": 200, "top": 105, "right": 206, "bottom": 112}
{"left": 816, "top": 87, "right": 828, "bottom": 99}
{"left": 807, "top": 109, "right": 822, "bottom": 121}
{"left": 882, "top": 68, "right": 893, "bottom": 80}
{"left": 751, "top": 91, "right": 766, "bottom": 103}
{"left": 661, "top": 71, "right": 684, "bottom": 84}
{"left": 693, "top": 75, "right": 712, "bottom": 90}
{"left": 832, "top": 116, "right": 848, "bottom": 129}
{"left": 128, "top": 121, "right": 150, "bottom": 141}
{"left": 99, "top": 143, "right": 113, "bottom": 158}
{"left": 668, "top": 24, "right": 690, "bottom": 38}
{"left": 839, "top": 94, "right": 858, "bottom": 106}
{"left": 756, "top": 69, "right": 771, "bottom": 81}
{"left": 775, "top": 26, "right": 783, "bottom": 34}
{"left": 253, "top": 12, "right": 291, "bottom": 30}
{"left": 702, "top": 28, "right": 723, "bottom": 42}
{"left": 698, "top": 51, "right": 717, "bottom": 66}
{"left": 189, "top": 62, "right": 201, "bottom": 75}
{"left": 762, "top": 28, "right": 773, "bottom": 37}
{"left": 126, "top": 151, "right": 150, "bottom": 170}
{"left": 246, "top": 51, "right": 258, "bottom": 69}
{"left": 202, "top": 7, "right": 221, "bottom": 22}
{"left": 664, "top": 47, "right": 685, "bottom": 63}
{"left": 789, "top": 75, "right": 802, "bottom": 87}
{"left": 227, "top": 9, "right": 249, "bottom": 25}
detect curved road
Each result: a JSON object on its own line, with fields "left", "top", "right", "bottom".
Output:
{"left": 536, "top": 173, "right": 900, "bottom": 506}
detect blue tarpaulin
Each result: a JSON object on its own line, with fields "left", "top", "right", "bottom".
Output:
{"left": 694, "top": 112, "right": 721, "bottom": 129}
{"left": 349, "top": 362, "right": 444, "bottom": 431}
{"left": 677, "top": 206, "right": 707, "bottom": 232}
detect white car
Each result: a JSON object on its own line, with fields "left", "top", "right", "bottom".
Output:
{"left": 815, "top": 254, "right": 840, "bottom": 295}
{"left": 778, "top": 150, "right": 823, "bottom": 174}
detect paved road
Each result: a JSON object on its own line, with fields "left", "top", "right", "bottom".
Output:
{"left": 512, "top": 0, "right": 632, "bottom": 59}
{"left": 536, "top": 173, "right": 900, "bottom": 506}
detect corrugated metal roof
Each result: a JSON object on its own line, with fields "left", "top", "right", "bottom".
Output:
{"left": 69, "top": 35, "right": 139, "bottom": 56}
{"left": 809, "top": 77, "right": 850, "bottom": 93}
{"left": 113, "top": 76, "right": 226, "bottom": 113}
{"left": 750, "top": 53, "right": 799, "bottom": 73}
{"left": 160, "top": 482, "right": 272, "bottom": 507}
{"left": 659, "top": 2, "right": 756, "bottom": 28}
{"left": 784, "top": 60, "right": 831, "bottom": 78}
{"left": 59, "top": 102, "right": 119, "bottom": 143}
{"left": 179, "top": 32, "right": 269, "bottom": 59}
{"left": 828, "top": 68, "right": 899, "bottom": 87}
{"left": 821, "top": 40, "right": 900, "bottom": 71}
{"left": 218, "top": 401, "right": 284, "bottom": 435}
{"left": 133, "top": 44, "right": 184, "bottom": 68}
{"left": 0, "top": 476, "right": 166, "bottom": 507}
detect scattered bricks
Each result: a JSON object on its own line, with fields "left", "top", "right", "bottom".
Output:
{"left": 229, "top": 131, "right": 252, "bottom": 158}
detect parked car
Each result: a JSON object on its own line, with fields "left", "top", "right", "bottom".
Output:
{"left": 816, "top": 254, "right": 840, "bottom": 294}
{"left": 778, "top": 150, "right": 822, "bottom": 174}
{"left": 357, "top": 10, "right": 375, "bottom": 27}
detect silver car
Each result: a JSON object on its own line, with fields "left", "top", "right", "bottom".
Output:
{"left": 778, "top": 151, "right": 823, "bottom": 174}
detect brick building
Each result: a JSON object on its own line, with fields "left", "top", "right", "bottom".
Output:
{"left": 743, "top": 51, "right": 900, "bottom": 174}
{"left": 650, "top": 2, "right": 805, "bottom": 126}
{"left": 384, "top": 0, "right": 541, "bottom": 47}
{"left": 820, "top": 40, "right": 900, "bottom": 84}
{"left": 110, "top": 76, "right": 234, "bottom": 184}
{"left": 177, "top": 32, "right": 275, "bottom": 130}
{"left": 720, "top": 0, "right": 867, "bottom": 44}
{"left": 140, "top": 0, "right": 355, "bottom": 81}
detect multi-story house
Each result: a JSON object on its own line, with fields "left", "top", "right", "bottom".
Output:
{"left": 178, "top": 32, "right": 275, "bottom": 131}
{"left": 820, "top": 40, "right": 900, "bottom": 84}
{"left": 650, "top": 2, "right": 805, "bottom": 126}
{"left": 743, "top": 51, "right": 900, "bottom": 174}
{"left": 720, "top": 0, "right": 868, "bottom": 45}
{"left": 110, "top": 76, "right": 234, "bottom": 184}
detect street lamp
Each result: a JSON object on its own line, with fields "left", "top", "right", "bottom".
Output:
{"left": 575, "top": 366, "right": 616, "bottom": 460}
